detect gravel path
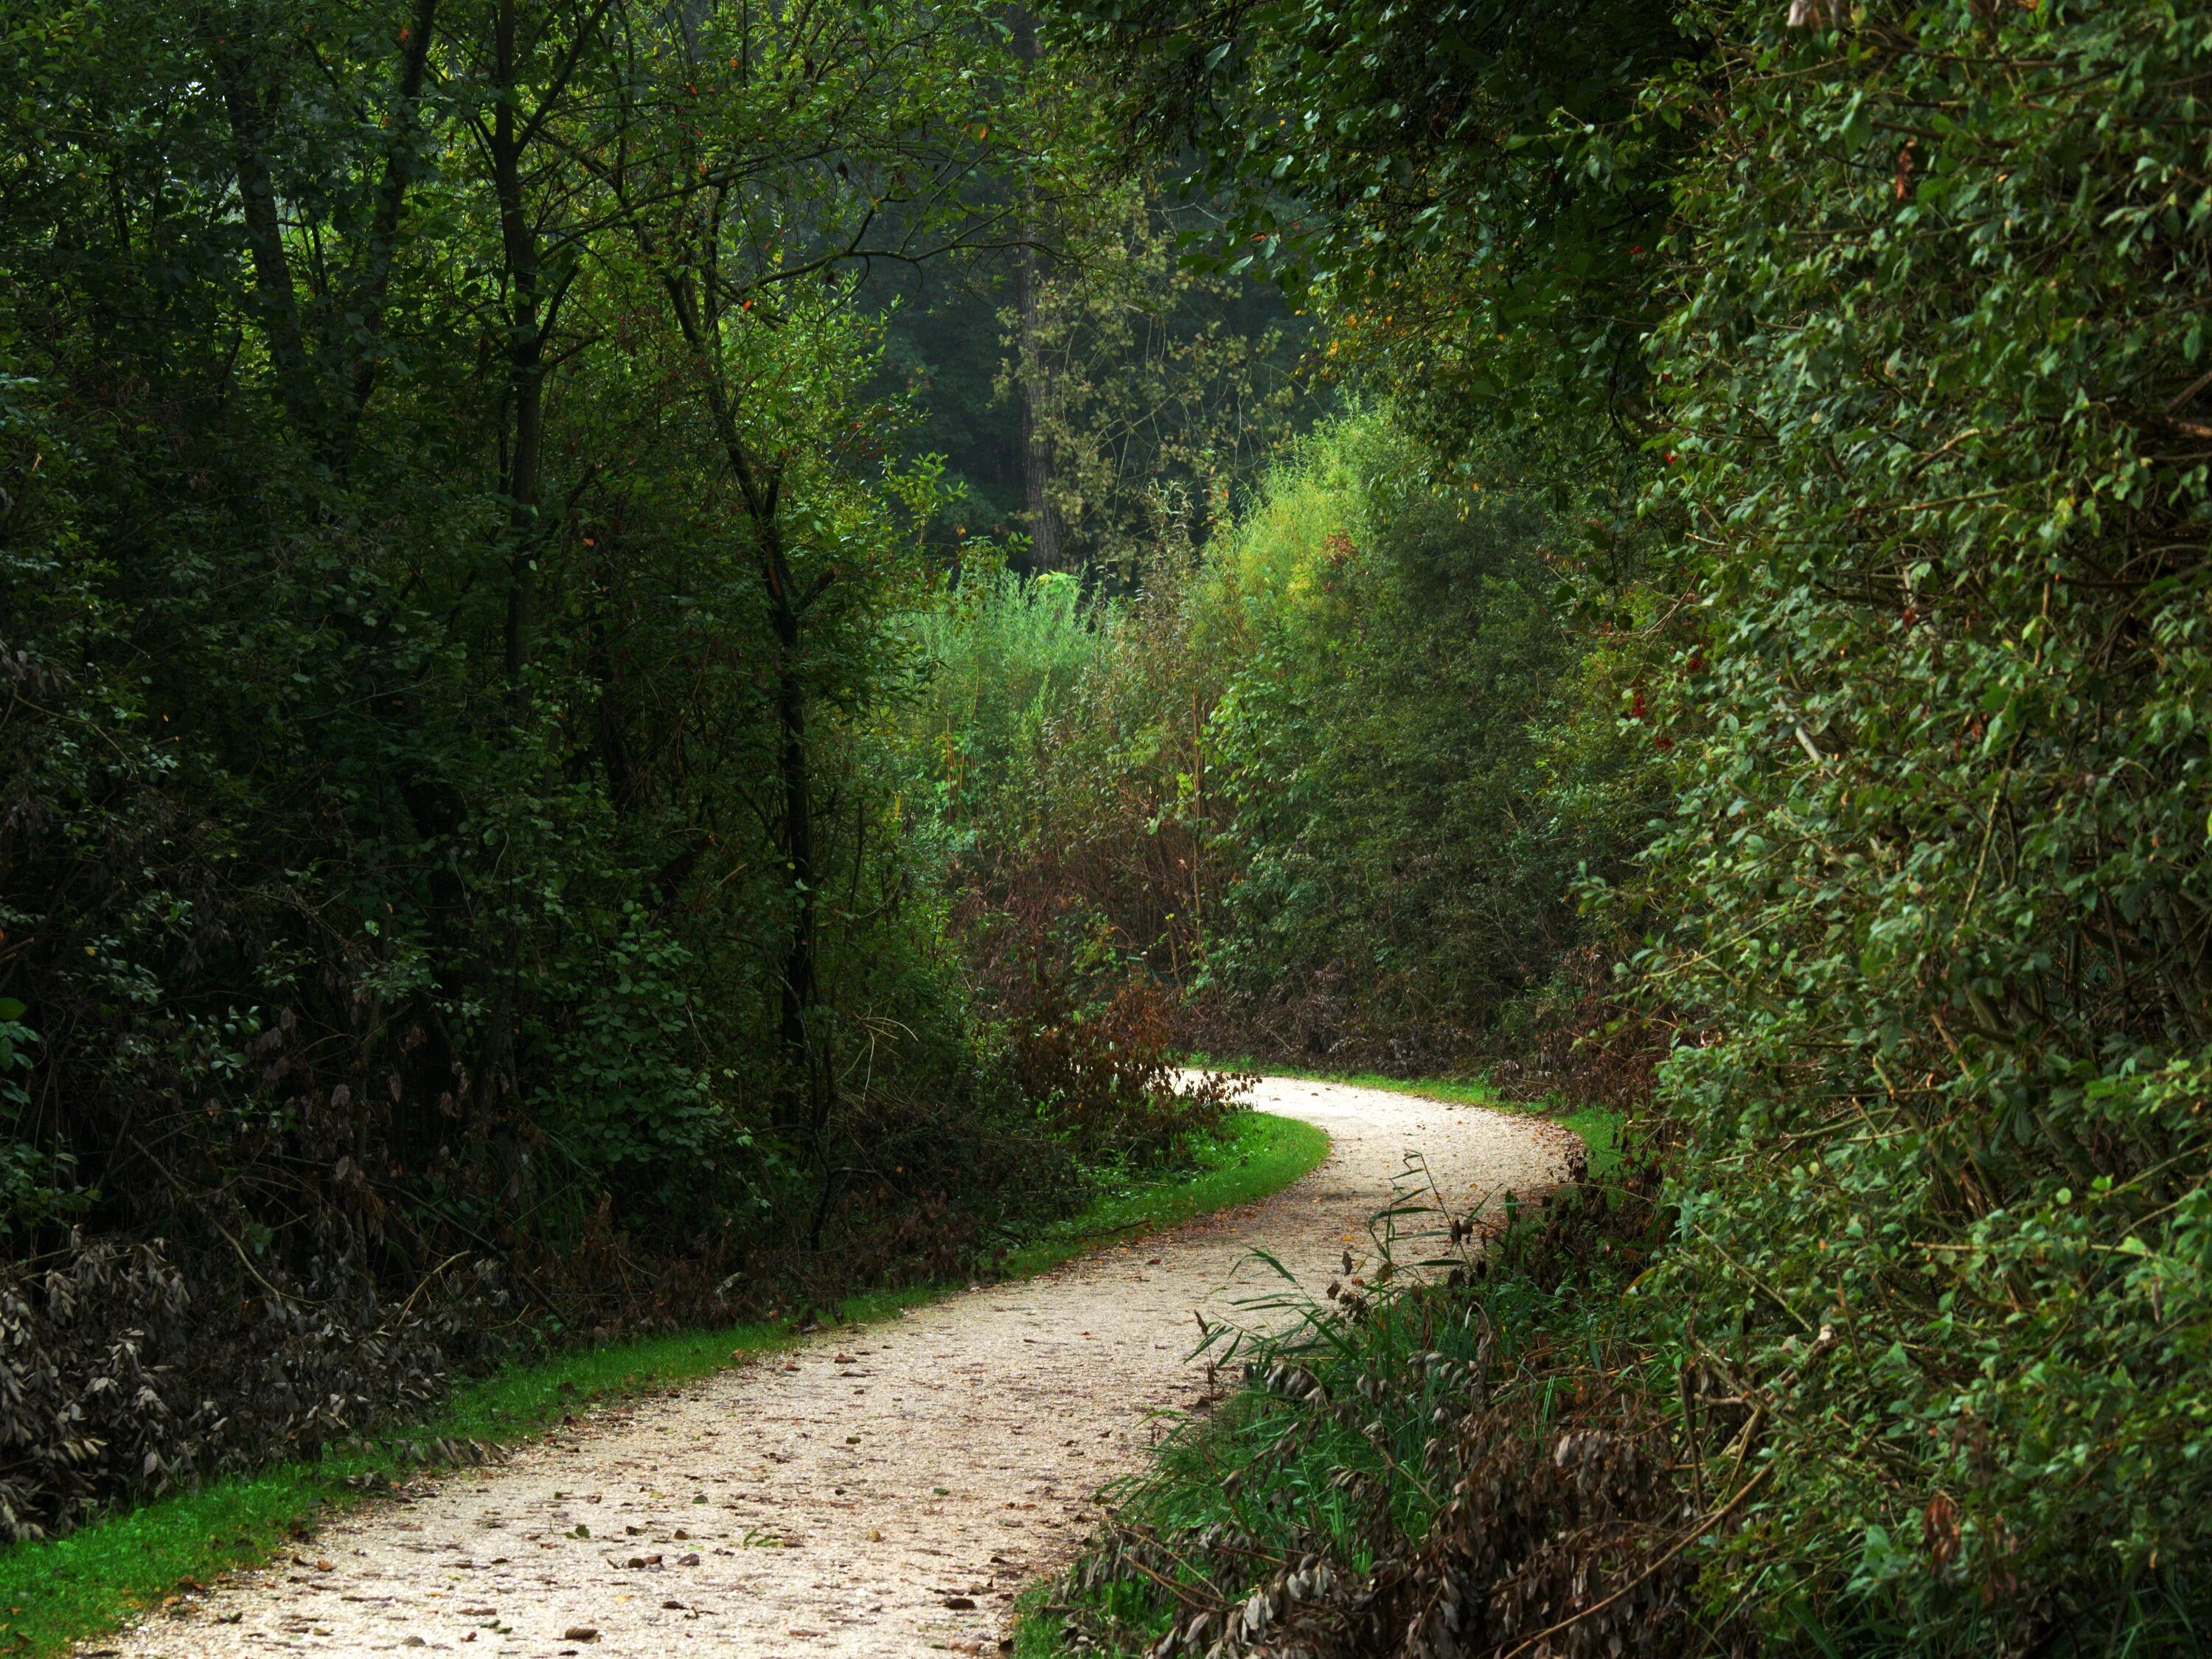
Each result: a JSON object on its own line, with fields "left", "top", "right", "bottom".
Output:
{"left": 101, "top": 1077, "right": 1572, "bottom": 1659}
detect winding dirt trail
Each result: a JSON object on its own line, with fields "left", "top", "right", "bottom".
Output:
{"left": 100, "top": 1078, "right": 1571, "bottom": 1659}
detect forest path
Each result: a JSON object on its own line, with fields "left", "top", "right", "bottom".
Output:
{"left": 102, "top": 1079, "right": 1572, "bottom": 1659}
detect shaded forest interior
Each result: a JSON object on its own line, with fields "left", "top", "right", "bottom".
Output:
{"left": 5, "top": 0, "right": 2212, "bottom": 1652}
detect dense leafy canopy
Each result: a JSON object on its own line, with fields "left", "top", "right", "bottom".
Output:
{"left": 1053, "top": 0, "right": 1692, "bottom": 439}
{"left": 2, "top": 0, "right": 2208, "bottom": 1643}
{"left": 1646, "top": 0, "right": 2212, "bottom": 1630}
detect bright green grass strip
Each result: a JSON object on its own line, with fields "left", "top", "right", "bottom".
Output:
{"left": 1004, "top": 1110, "right": 1330, "bottom": 1279}
{"left": 1191, "top": 1057, "right": 1624, "bottom": 1181}
{"left": 1012, "top": 1573, "right": 1071, "bottom": 1659}
{"left": 0, "top": 1112, "right": 1328, "bottom": 1659}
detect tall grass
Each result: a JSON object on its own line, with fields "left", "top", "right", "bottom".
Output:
{"left": 905, "top": 568, "right": 1113, "bottom": 832}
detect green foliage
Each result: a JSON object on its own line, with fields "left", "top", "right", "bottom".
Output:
{"left": 904, "top": 566, "right": 1109, "bottom": 844}
{"left": 1193, "top": 415, "right": 1662, "bottom": 1058}
{"left": 1034, "top": 1149, "right": 1694, "bottom": 1658}
{"left": 1050, "top": 0, "right": 1691, "bottom": 440}
{"left": 1047, "top": 0, "right": 2212, "bottom": 1645}
{"left": 0, "top": 0, "right": 1177, "bottom": 1538}
{"left": 900, "top": 414, "right": 1660, "bottom": 1072}
{"left": 1632, "top": 0, "right": 2212, "bottom": 1640}
{"left": 1009, "top": 184, "right": 1317, "bottom": 576}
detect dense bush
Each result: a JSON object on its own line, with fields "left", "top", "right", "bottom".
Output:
{"left": 1638, "top": 0, "right": 2212, "bottom": 1638}
{"left": 905, "top": 419, "right": 1663, "bottom": 1077}
{"left": 1041, "top": 1139, "right": 1731, "bottom": 1659}
{"left": 1189, "top": 418, "right": 1661, "bottom": 1065}
{"left": 0, "top": 0, "right": 1214, "bottom": 1539}
{"left": 1044, "top": 0, "right": 2212, "bottom": 1647}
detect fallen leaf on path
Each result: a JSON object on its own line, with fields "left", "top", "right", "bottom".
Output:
{"left": 563, "top": 1627, "right": 599, "bottom": 1642}
{"left": 942, "top": 1596, "right": 976, "bottom": 1610}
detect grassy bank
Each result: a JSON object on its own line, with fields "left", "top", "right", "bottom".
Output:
{"left": 0, "top": 1110, "right": 1329, "bottom": 1659}
{"left": 1016, "top": 1085, "right": 1646, "bottom": 1659}
{"left": 1193, "top": 1059, "right": 1625, "bottom": 1179}
{"left": 1005, "top": 1109, "right": 1332, "bottom": 1276}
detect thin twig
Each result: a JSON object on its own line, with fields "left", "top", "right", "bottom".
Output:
{"left": 1498, "top": 1463, "right": 1775, "bottom": 1659}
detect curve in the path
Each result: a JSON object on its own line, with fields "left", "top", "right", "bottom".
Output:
{"left": 100, "top": 1078, "right": 1573, "bottom": 1659}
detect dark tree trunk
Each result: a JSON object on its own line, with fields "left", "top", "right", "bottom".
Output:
{"left": 336, "top": 0, "right": 442, "bottom": 472}
{"left": 476, "top": 0, "right": 549, "bottom": 1105}
{"left": 770, "top": 573, "right": 821, "bottom": 1138}
{"left": 214, "top": 44, "right": 319, "bottom": 439}
{"left": 214, "top": 0, "right": 442, "bottom": 468}
{"left": 1017, "top": 246, "right": 1062, "bottom": 573}
{"left": 1011, "top": 7, "right": 1061, "bottom": 572}
{"left": 492, "top": 0, "right": 545, "bottom": 701}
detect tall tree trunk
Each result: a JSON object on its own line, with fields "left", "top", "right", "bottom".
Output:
{"left": 1017, "top": 245, "right": 1062, "bottom": 573}
{"left": 492, "top": 0, "right": 544, "bottom": 702}
{"left": 769, "top": 567, "right": 822, "bottom": 1138}
{"left": 1011, "top": 7, "right": 1061, "bottom": 572}
{"left": 214, "top": 43, "right": 319, "bottom": 439}
{"left": 214, "top": 0, "right": 442, "bottom": 468}
{"left": 476, "top": 0, "right": 548, "bottom": 1105}
{"left": 652, "top": 268, "right": 830, "bottom": 1135}
{"left": 335, "top": 0, "right": 442, "bottom": 473}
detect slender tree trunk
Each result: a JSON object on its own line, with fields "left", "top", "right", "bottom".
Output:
{"left": 492, "top": 0, "right": 544, "bottom": 701}
{"left": 1011, "top": 7, "right": 1061, "bottom": 573}
{"left": 768, "top": 555, "right": 821, "bottom": 1135}
{"left": 214, "top": 44, "right": 319, "bottom": 438}
{"left": 476, "top": 0, "right": 548, "bottom": 1105}
{"left": 336, "top": 0, "right": 442, "bottom": 472}
{"left": 648, "top": 256, "right": 833, "bottom": 1135}
{"left": 215, "top": 0, "right": 442, "bottom": 467}
{"left": 1017, "top": 247, "right": 1062, "bottom": 573}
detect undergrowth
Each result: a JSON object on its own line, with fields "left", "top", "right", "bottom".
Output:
{"left": 1023, "top": 1129, "right": 1726, "bottom": 1658}
{"left": 0, "top": 1110, "right": 1326, "bottom": 1659}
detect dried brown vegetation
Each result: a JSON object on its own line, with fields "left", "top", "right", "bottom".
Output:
{"left": 1051, "top": 1132, "right": 1769, "bottom": 1659}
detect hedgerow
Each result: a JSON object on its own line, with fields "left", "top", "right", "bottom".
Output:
{"left": 1046, "top": 0, "right": 2212, "bottom": 1646}
{"left": 1642, "top": 0, "right": 2212, "bottom": 1638}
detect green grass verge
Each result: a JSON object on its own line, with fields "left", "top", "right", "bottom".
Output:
{"left": 1191, "top": 1057, "right": 1625, "bottom": 1180}
{"left": 1004, "top": 1110, "right": 1331, "bottom": 1279}
{"left": 1015, "top": 1074, "right": 1632, "bottom": 1659}
{"left": 0, "top": 1110, "right": 1329, "bottom": 1659}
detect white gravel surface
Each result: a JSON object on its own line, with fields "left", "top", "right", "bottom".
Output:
{"left": 97, "top": 1077, "right": 1572, "bottom": 1659}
